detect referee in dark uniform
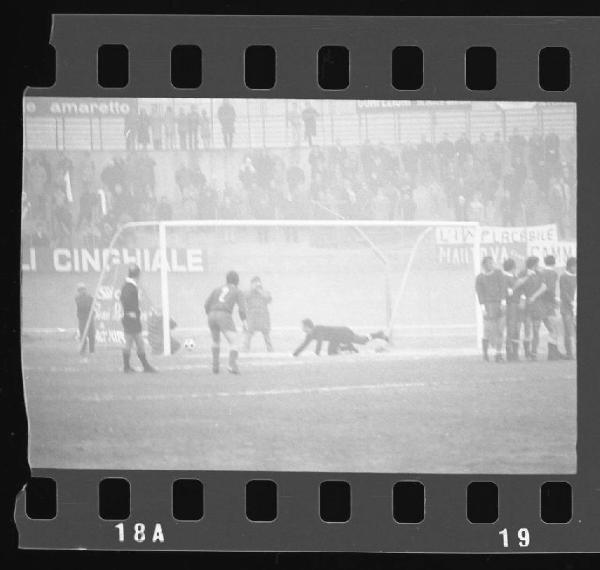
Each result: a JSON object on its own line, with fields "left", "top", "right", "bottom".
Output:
{"left": 120, "top": 264, "right": 157, "bottom": 373}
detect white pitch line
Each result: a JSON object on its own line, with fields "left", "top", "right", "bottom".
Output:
{"left": 40, "top": 381, "right": 428, "bottom": 403}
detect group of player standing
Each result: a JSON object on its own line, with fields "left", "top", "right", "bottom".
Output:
{"left": 75, "top": 254, "right": 576, "bottom": 374}
{"left": 475, "top": 254, "right": 577, "bottom": 362}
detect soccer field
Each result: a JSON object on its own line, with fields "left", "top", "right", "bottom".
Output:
{"left": 22, "top": 338, "right": 577, "bottom": 474}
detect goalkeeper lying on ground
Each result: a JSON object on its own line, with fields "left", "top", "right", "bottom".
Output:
{"left": 293, "top": 318, "right": 389, "bottom": 357}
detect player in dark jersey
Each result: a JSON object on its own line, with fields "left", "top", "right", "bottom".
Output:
{"left": 520, "top": 255, "right": 563, "bottom": 361}
{"left": 204, "top": 270, "right": 247, "bottom": 374}
{"left": 502, "top": 259, "right": 523, "bottom": 361}
{"left": 292, "top": 319, "right": 389, "bottom": 357}
{"left": 559, "top": 256, "right": 577, "bottom": 359}
{"left": 475, "top": 256, "right": 506, "bottom": 362}
{"left": 120, "top": 264, "right": 157, "bottom": 373}
{"left": 541, "top": 255, "right": 567, "bottom": 360}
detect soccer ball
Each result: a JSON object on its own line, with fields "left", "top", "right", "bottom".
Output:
{"left": 184, "top": 338, "right": 196, "bottom": 351}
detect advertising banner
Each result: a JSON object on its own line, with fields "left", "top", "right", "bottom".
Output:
{"left": 435, "top": 224, "right": 560, "bottom": 266}
{"left": 21, "top": 247, "right": 205, "bottom": 273}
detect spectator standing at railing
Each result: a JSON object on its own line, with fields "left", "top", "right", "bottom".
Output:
{"left": 330, "top": 140, "right": 347, "bottom": 174}
{"left": 302, "top": 102, "right": 319, "bottom": 146}
{"left": 217, "top": 99, "right": 236, "bottom": 149}
{"left": 436, "top": 132, "right": 454, "bottom": 179}
{"left": 468, "top": 191, "right": 486, "bottom": 223}
{"left": 150, "top": 107, "right": 164, "bottom": 150}
{"left": 77, "top": 186, "right": 99, "bottom": 230}
{"left": 473, "top": 133, "right": 490, "bottom": 171}
{"left": 308, "top": 145, "right": 326, "bottom": 182}
{"left": 287, "top": 102, "right": 302, "bottom": 147}
{"left": 499, "top": 188, "right": 515, "bottom": 227}
{"left": 75, "top": 283, "right": 95, "bottom": 356}
{"left": 175, "top": 163, "right": 190, "bottom": 199}
{"left": 401, "top": 143, "right": 419, "bottom": 187}
{"left": 455, "top": 194, "right": 468, "bottom": 222}
{"left": 164, "top": 107, "right": 176, "bottom": 150}
{"left": 455, "top": 133, "right": 473, "bottom": 171}
{"left": 286, "top": 163, "right": 306, "bottom": 196}
{"left": 508, "top": 127, "right": 527, "bottom": 167}
{"left": 137, "top": 150, "right": 157, "bottom": 197}
{"left": 239, "top": 156, "right": 257, "bottom": 192}
{"left": 371, "top": 188, "right": 391, "bottom": 220}
{"left": 487, "top": 131, "right": 505, "bottom": 192}
{"left": 101, "top": 157, "right": 125, "bottom": 195}
{"left": 80, "top": 151, "right": 96, "bottom": 193}
{"left": 190, "top": 164, "right": 207, "bottom": 195}
{"left": 29, "top": 220, "right": 50, "bottom": 248}
{"left": 529, "top": 128, "right": 546, "bottom": 196}
{"left": 502, "top": 164, "right": 525, "bottom": 226}
{"left": 52, "top": 190, "right": 73, "bottom": 247}
{"left": 398, "top": 188, "right": 417, "bottom": 221}
{"left": 199, "top": 109, "right": 211, "bottom": 149}
{"left": 137, "top": 108, "right": 151, "bottom": 150}
{"left": 156, "top": 195, "right": 173, "bottom": 221}
{"left": 79, "top": 217, "right": 101, "bottom": 249}
{"left": 188, "top": 105, "right": 200, "bottom": 150}
{"left": 545, "top": 131, "right": 561, "bottom": 179}
{"left": 124, "top": 109, "right": 137, "bottom": 150}
{"left": 176, "top": 108, "right": 188, "bottom": 150}
{"left": 197, "top": 182, "right": 218, "bottom": 220}
{"left": 418, "top": 135, "right": 435, "bottom": 184}
{"left": 27, "top": 157, "right": 50, "bottom": 225}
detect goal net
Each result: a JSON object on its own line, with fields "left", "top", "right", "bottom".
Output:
{"left": 83, "top": 220, "right": 482, "bottom": 356}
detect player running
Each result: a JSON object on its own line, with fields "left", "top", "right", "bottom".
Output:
{"left": 204, "top": 270, "right": 247, "bottom": 375}
{"left": 292, "top": 318, "right": 389, "bottom": 357}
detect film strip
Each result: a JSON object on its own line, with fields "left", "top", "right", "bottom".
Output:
{"left": 14, "top": 15, "right": 600, "bottom": 552}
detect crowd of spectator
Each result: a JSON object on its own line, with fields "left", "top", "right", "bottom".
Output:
{"left": 21, "top": 127, "right": 576, "bottom": 250}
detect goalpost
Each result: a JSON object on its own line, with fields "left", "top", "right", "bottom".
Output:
{"left": 82, "top": 219, "right": 482, "bottom": 356}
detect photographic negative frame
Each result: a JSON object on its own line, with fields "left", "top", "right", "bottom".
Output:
{"left": 13, "top": 14, "right": 600, "bottom": 553}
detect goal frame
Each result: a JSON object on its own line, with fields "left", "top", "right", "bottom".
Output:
{"left": 82, "top": 219, "right": 483, "bottom": 356}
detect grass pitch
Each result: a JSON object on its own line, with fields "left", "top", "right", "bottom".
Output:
{"left": 22, "top": 338, "right": 576, "bottom": 473}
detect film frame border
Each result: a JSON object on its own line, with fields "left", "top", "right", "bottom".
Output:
{"left": 15, "top": 14, "right": 600, "bottom": 552}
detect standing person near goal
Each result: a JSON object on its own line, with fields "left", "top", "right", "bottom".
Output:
{"left": 243, "top": 276, "right": 273, "bottom": 352}
{"left": 475, "top": 256, "right": 506, "bottom": 362}
{"left": 120, "top": 264, "right": 157, "bottom": 373}
{"left": 204, "top": 270, "right": 247, "bottom": 375}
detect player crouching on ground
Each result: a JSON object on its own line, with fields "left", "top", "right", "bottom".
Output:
{"left": 292, "top": 319, "right": 389, "bottom": 357}
{"left": 120, "top": 264, "right": 157, "bottom": 373}
{"left": 475, "top": 256, "right": 506, "bottom": 362}
{"left": 205, "top": 270, "right": 247, "bottom": 374}
{"left": 244, "top": 276, "right": 273, "bottom": 352}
